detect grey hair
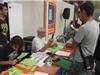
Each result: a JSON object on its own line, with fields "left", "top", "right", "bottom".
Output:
{"left": 37, "top": 27, "right": 45, "bottom": 32}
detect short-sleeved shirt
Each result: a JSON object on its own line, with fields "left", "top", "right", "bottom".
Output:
{"left": 32, "top": 37, "right": 47, "bottom": 52}
{"left": 0, "top": 19, "right": 8, "bottom": 47}
{"left": 74, "top": 20, "right": 99, "bottom": 62}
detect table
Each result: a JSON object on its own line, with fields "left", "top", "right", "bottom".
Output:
{"left": 0, "top": 43, "right": 74, "bottom": 75}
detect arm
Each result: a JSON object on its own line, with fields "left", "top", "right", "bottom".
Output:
{"left": 65, "top": 39, "right": 78, "bottom": 49}
{"left": 0, "top": 60, "right": 18, "bottom": 66}
{"left": 0, "top": 61, "right": 10, "bottom": 65}
{"left": 39, "top": 39, "right": 53, "bottom": 52}
{"left": 63, "top": 26, "right": 85, "bottom": 57}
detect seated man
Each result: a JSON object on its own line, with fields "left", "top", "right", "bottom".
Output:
{"left": 32, "top": 27, "right": 53, "bottom": 52}
{"left": 0, "top": 35, "right": 23, "bottom": 72}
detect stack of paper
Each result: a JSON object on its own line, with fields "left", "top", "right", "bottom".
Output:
{"left": 31, "top": 52, "right": 47, "bottom": 62}
{"left": 34, "top": 71, "right": 48, "bottom": 75}
{"left": 36, "top": 55, "right": 49, "bottom": 67}
{"left": 55, "top": 51, "right": 71, "bottom": 57}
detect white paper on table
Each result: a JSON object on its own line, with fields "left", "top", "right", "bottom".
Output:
{"left": 55, "top": 51, "right": 71, "bottom": 57}
{"left": 36, "top": 55, "right": 49, "bottom": 67}
{"left": 31, "top": 52, "right": 47, "bottom": 62}
{"left": 34, "top": 71, "right": 48, "bottom": 75}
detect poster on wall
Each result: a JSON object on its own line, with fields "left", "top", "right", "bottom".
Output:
{"left": 43, "top": 0, "right": 56, "bottom": 35}
{"left": 48, "top": 2, "right": 56, "bottom": 35}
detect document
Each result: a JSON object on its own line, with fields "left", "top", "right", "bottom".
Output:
{"left": 34, "top": 71, "right": 48, "bottom": 75}
{"left": 55, "top": 51, "right": 71, "bottom": 57}
{"left": 36, "top": 55, "right": 49, "bottom": 67}
{"left": 31, "top": 52, "right": 47, "bottom": 62}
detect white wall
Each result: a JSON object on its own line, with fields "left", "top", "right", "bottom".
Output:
{"left": 8, "top": 1, "right": 44, "bottom": 38}
{"left": 22, "top": 1, "right": 44, "bottom": 37}
{"left": 55, "top": 1, "right": 74, "bottom": 38}
{"left": 23, "top": 2, "right": 33, "bottom": 37}
{"left": 0, "top": 0, "right": 3, "bottom": 3}
{"left": 8, "top": 3, "right": 23, "bottom": 38}
{"left": 8, "top": 1, "right": 74, "bottom": 39}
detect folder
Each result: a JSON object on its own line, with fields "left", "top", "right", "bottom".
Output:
{"left": 8, "top": 67, "right": 24, "bottom": 75}
{"left": 53, "top": 58, "right": 73, "bottom": 70}
{"left": 48, "top": 46, "right": 60, "bottom": 52}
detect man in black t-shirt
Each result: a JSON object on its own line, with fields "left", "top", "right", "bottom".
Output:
{"left": 0, "top": 4, "right": 8, "bottom": 49}
{"left": 0, "top": 35, "right": 23, "bottom": 72}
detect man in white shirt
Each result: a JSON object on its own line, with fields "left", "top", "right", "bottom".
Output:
{"left": 32, "top": 27, "right": 53, "bottom": 52}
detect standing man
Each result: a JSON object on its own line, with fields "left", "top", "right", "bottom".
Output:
{"left": 0, "top": 35, "right": 23, "bottom": 72}
{"left": 0, "top": 3, "right": 8, "bottom": 49}
{"left": 65, "top": 1, "right": 99, "bottom": 75}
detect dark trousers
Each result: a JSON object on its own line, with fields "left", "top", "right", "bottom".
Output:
{"left": 67, "top": 61, "right": 94, "bottom": 75}
{"left": 56, "top": 68, "right": 68, "bottom": 75}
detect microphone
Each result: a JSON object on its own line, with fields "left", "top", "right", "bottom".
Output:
{"left": 51, "top": 33, "right": 54, "bottom": 39}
